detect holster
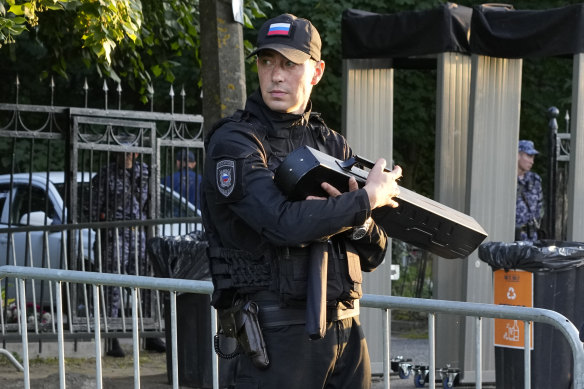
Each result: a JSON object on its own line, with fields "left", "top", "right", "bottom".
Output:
{"left": 218, "top": 299, "right": 270, "bottom": 369}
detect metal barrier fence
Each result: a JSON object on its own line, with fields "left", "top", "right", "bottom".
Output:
{"left": 0, "top": 218, "right": 202, "bottom": 339}
{"left": 0, "top": 265, "right": 583, "bottom": 389}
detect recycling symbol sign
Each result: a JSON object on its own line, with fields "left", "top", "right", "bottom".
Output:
{"left": 507, "top": 287, "right": 517, "bottom": 300}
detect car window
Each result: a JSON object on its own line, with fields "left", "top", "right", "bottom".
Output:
{"left": 11, "top": 185, "right": 60, "bottom": 225}
{"left": 54, "top": 181, "right": 92, "bottom": 222}
{"left": 0, "top": 187, "right": 8, "bottom": 224}
{"left": 55, "top": 181, "right": 197, "bottom": 221}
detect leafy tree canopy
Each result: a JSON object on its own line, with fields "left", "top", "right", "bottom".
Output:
{"left": 1, "top": 0, "right": 271, "bottom": 106}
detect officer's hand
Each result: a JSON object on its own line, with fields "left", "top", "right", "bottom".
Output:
{"left": 306, "top": 177, "right": 358, "bottom": 200}
{"left": 363, "top": 159, "right": 402, "bottom": 209}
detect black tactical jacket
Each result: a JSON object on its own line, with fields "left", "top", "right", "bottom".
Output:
{"left": 202, "top": 90, "right": 387, "bottom": 308}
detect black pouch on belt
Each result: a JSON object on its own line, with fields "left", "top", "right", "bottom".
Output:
{"left": 305, "top": 241, "right": 328, "bottom": 340}
{"left": 218, "top": 299, "right": 270, "bottom": 369}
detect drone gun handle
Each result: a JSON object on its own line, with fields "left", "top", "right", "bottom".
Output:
{"left": 353, "top": 155, "right": 393, "bottom": 173}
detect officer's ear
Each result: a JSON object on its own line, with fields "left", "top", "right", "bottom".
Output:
{"left": 311, "top": 60, "right": 325, "bottom": 85}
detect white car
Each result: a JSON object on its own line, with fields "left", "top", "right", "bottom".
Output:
{"left": 0, "top": 172, "right": 201, "bottom": 304}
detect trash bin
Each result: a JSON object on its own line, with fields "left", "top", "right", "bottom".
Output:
{"left": 147, "top": 232, "right": 215, "bottom": 388}
{"left": 479, "top": 240, "right": 584, "bottom": 389}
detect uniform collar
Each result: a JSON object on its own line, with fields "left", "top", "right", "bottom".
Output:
{"left": 246, "top": 90, "right": 313, "bottom": 138}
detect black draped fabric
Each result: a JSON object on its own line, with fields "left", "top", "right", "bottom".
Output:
{"left": 342, "top": 3, "right": 584, "bottom": 60}
{"left": 341, "top": 3, "right": 472, "bottom": 59}
{"left": 470, "top": 3, "right": 584, "bottom": 58}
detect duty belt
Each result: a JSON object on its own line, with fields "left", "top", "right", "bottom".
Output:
{"left": 252, "top": 291, "right": 359, "bottom": 328}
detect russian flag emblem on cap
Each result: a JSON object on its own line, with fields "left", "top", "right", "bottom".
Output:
{"left": 267, "top": 22, "right": 291, "bottom": 36}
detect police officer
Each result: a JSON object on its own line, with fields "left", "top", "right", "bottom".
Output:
{"left": 516, "top": 140, "right": 544, "bottom": 241}
{"left": 202, "top": 14, "right": 401, "bottom": 388}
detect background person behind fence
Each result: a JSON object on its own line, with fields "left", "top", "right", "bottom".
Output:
{"left": 162, "top": 149, "right": 202, "bottom": 210}
{"left": 90, "top": 151, "right": 165, "bottom": 356}
{"left": 515, "top": 140, "right": 544, "bottom": 241}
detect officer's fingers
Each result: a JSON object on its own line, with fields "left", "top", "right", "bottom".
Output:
{"left": 365, "top": 158, "right": 387, "bottom": 185}
{"left": 306, "top": 195, "right": 327, "bottom": 201}
{"left": 348, "top": 176, "right": 359, "bottom": 192}
{"left": 321, "top": 182, "right": 342, "bottom": 197}
{"left": 391, "top": 165, "right": 403, "bottom": 180}
{"left": 372, "top": 158, "right": 387, "bottom": 175}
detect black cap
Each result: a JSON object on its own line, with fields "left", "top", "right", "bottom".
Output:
{"left": 248, "top": 14, "right": 321, "bottom": 63}
{"left": 176, "top": 150, "right": 196, "bottom": 162}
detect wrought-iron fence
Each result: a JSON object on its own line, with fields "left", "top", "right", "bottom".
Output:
{"left": 0, "top": 76, "right": 205, "bottom": 338}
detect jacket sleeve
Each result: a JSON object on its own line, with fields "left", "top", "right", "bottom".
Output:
{"left": 352, "top": 222, "right": 388, "bottom": 272}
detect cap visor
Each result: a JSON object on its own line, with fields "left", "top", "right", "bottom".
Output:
{"left": 248, "top": 44, "right": 311, "bottom": 64}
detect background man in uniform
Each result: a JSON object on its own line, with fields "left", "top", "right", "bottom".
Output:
{"left": 202, "top": 13, "right": 402, "bottom": 388}
{"left": 90, "top": 150, "right": 165, "bottom": 356}
{"left": 516, "top": 140, "right": 544, "bottom": 241}
{"left": 162, "top": 149, "right": 202, "bottom": 210}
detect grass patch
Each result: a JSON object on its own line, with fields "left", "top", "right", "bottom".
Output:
{"left": 400, "top": 330, "right": 428, "bottom": 340}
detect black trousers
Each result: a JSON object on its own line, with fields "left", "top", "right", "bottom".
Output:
{"left": 234, "top": 316, "right": 371, "bottom": 389}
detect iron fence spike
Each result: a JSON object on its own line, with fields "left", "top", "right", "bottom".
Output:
{"left": 117, "top": 82, "right": 122, "bottom": 110}
{"left": 83, "top": 78, "right": 89, "bottom": 108}
{"left": 15, "top": 74, "right": 19, "bottom": 104}
{"left": 170, "top": 85, "right": 175, "bottom": 114}
{"left": 50, "top": 76, "right": 55, "bottom": 106}
{"left": 566, "top": 110, "right": 571, "bottom": 133}
{"left": 103, "top": 80, "right": 109, "bottom": 110}
{"left": 181, "top": 85, "right": 186, "bottom": 113}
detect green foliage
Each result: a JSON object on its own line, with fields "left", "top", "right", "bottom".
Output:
{"left": 0, "top": 0, "right": 271, "bottom": 107}
{"left": 0, "top": 0, "right": 68, "bottom": 46}
{"left": 391, "top": 241, "right": 432, "bottom": 299}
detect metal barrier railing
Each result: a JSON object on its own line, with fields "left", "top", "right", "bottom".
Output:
{"left": 363, "top": 294, "right": 584, "bottom": 389}
{"left": 0, "top": 265, "right": 215, "bottom": 389}
{"left": 0, "top": 265, "right": 582, "bottom": 389}
{"left": 0, "top": 218, "right": 202, "bottom": 338}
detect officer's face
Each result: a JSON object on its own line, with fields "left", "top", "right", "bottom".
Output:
{"left": 116, "top": 152, "right": 138, "bottom": 169}
{"left": 257, "top": 50, "right": 324, "bottom": 115}
{"left": 518, "top": 151, "right": 534, "bottom": 174}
